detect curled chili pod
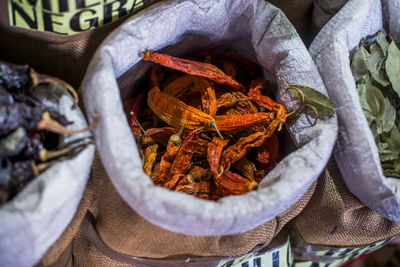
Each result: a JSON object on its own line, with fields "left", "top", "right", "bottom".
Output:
{"left": 215, "top": 170, "right": 258, "bottom": 196}
{"left": 248, "top": 79, "right": 286, "bottom": 124}
{"left": 151, "top": 121, "right": 185, "bottom": 185}
{"left": 207, "top": 136, "right": 229, "bottom": 178}
{"left": 143, "top": 143, "right": 158, "bottom": 177}
{"left": 220, "top": 131, "right": 269, "bottom": 171}
{"left": 194, "top": 77, "right": 217, "bottom": 117}
{"left": 143, "top": 50, "right": 245, "bottom": 90}
{"left": 166, "top": 127, "right": 202, "bottom": 179}
{"left": 163, "top": 174, "right": 185, "bottom": 190}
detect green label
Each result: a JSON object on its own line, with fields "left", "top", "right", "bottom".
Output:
{"left": 7, "top": 0, "right": 154, "bottom": 35}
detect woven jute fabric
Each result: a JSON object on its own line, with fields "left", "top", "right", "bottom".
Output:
{"left": 84, "top": 154, "right": 316, "bottom": 259}
{"left": 0, "top": 0, "right": 312, "bottom": 88}
{"left": 294, "top": 157, "right": 400, "bottom": 247}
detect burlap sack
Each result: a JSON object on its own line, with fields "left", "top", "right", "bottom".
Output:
{"left": 0, "top": 91, "right": 95, "bottom": 267}
{"left": 292, "top": 157, "right": 400, "bottom": 248}
{"left": 82, "top": 0, "right": 337, "bottom": 236}
{"left": 71, "top": 219, "right": 293, "bottom": 267}
{"left": 75, "top": 155, "right": 315, "bottom": 259}
{"left": 308, "top": 0, "right": 400, "bottom": 221}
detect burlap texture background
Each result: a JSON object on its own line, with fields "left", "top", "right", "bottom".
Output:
{"left": 86, "top": 154, "right": 315, "bottom": 258}
{"left": 294, "top": 158, "right": 400, "bottom": 247}
{"left": 37, "top": 153, "right": 315, "bottom": 266}
{"left": 0, "top": 0, "right": 313, "bottom": 89}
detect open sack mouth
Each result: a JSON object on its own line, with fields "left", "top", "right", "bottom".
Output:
{"left": 82, "top": 0, "right": 337, "bottom": 235}
{"left": 117, "top": 46, "right": 302, "bottom": 201}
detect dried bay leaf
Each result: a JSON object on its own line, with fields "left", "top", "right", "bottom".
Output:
{"left": 351, "top": 46, "right": 370, "bottom": 81}
{"left": 288, "top": 85, "right": 334, "bottom": 116}
{"left": 381, "top": 97, "right": 396, "bottom": 133}
{"left": 367, "top": 43, "right": 390, "bottom": 87}
{"left": 385, "top": 40, "right": 400, "bottom": 98}
{"left": 376, "top": 31, "right": 390, "bottom": 56}
{"left": 366, "top": 85, "right": 385, "bottom": 123}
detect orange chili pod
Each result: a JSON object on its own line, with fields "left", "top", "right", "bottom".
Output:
{"left": 163, "top": 75, "right": 193, "bottom": 96}
{"left": 207, "top": 137, "right": 229, "bottom": 178}
{"left": 215, "top": 113, "right": 273, "bottom": 132}
{"left": 167, "top": 127, "right": 202, "bottom": 179}
{"left": 151, "top": 122, "right": 185, "bottom": 185}
{"left": 215, "top": 170, "right": 258, "bottom": 196}
{"left": 176, "top": 181, "right": 223, "bottom": 201}
{"left": 163, "top": 174, "right": 185, "bottom": 190}
{"left": 233, "top": 157, "right": 255, "bottom": 181}
{"left": 194, "top": 77, "right": 217, "bottom": 117}
{"left": 220, "top": 118, "right": 281, "bottom": 171}
{"left": 143, "top": 143, "right": 158, "bottom": 177}
{"left": 143, "top": 50, "right": 245, "bottom": 90}
{"left": 147, "top": 86, "right": 213, "bottom": 131}
{"left": 248, "top": 79, "right": 286, "bottom": 123}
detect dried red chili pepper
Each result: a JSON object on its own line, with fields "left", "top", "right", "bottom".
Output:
{"left": 233, "top": 157, "right": 255, "bottom": 181}
{"left": 215, "top": 170, "right": 258, "bottom": 196}
{"left": 143, "top": 143, "right": 158, "bottom": 177}
{"left": 248, "top": 79, "right": 286, "bottom": 124}
{"left": 163, "top": 174, "right": 184, "bottom": 190}
{"left": 207, "top": 137, "right": 229, "bottom": 178}
{"left": 194, "top": 77, "right": 217, "bottom": 117}
{"left": 163, "top": 75, "right": 193, "bottom": 96}
{"left": 143, "top": 51, "right": 245, "bottom": 90}
{"left": 215, "top": 113, "right": 273, "bottom": 132}
{"left": 166, "top": 127, "right": 202, "bottom": 179}
{"left": 176, "top": 181, "right": 223, "bottom": 201}
{"left": 151, "top": 122, "right": 185, "bottom": 185}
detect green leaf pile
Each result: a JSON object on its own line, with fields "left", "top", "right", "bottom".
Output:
{"left": 351, "top": 31, "right": 400, "bottom": 178}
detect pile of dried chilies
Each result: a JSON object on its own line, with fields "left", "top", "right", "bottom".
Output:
{"left": 0, "top": 61, "right": 98, "bottom": 204}
{"left": 351, "top": 31, "right": 400, "bottom": 178}
{"left": 123, "top": 51, "right": 290, "bottom": 200}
